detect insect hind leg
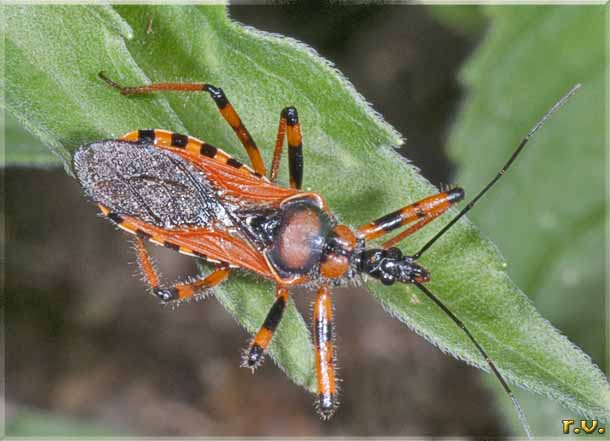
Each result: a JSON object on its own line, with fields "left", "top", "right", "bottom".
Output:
{"left": 134, "top": 237, "right": 230, "bottom": 303}
{"left": 99, "top": 72, "right": 267, "bottom": 176}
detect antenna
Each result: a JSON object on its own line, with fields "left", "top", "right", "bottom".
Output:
{"left": 414, "top": 282, "right": 533, "bottom": 441}
{"left": 413, "top": 83, "right": 582, "bottom": 260}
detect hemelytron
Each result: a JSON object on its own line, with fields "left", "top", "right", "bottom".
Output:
{"left": 74, "top": 72, "right": 580, "bottom": 438}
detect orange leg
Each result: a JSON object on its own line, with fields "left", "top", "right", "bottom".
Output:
{"left": 99, "top": 72, "right": 266, "bottom": 176}
{"left": 313, "top": 284, "right": 338, "bottom": 419}
{"left": 242, "top": 286, "right": 290, "bottom": 370}
{"left": 356, "top": 188, "right": 464, "bottom": 248}
{"left": 270, "top": 107, "right": 303, "bottom": 189}
{"left": 134, "top": 237, "right": 230, "bottom": 303}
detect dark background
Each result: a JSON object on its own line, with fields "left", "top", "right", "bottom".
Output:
{"left": 4, "top": 5, "right": 513, "bottom": 437}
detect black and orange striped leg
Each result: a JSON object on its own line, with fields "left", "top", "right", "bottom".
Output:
{"left": 242, "top": 286, "right": 290, "bottom": 370}
{"left": 134, "top": 237, "right": 230, "bottom": 303}
{"left": 202, "top": 84, "right": 266, "bottom": 175}
{"left": 313, "top": 284, "right": 338, "bottom": 419}
{"left": 356, "top": 188, "right": 465, "bottom": 249}
{"left": 270, "top": 107, "right": 303, "bottom": 189}
{"left": 98, "top": 72, "right": 266, "bottom": 175}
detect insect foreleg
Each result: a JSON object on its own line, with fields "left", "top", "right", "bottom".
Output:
{"left": 356, "top": 188, "right": 464, "bottom": 246}
{"left": 242, "top": 286, "right": 290, "bottom": 370}
{"left": 270, "top": 107, "right": 303, "bottom": 189}
{"left": 134, "top": 237, "right": 230, "bottom": 303}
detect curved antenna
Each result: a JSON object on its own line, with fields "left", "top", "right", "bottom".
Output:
{"left": 413, "top": 83, "right": 582, "bottom": 260}
{"left": 414, "top": 282, "right": 533, "bottom": 441}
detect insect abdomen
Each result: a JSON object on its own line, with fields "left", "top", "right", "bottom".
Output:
{"left": 74, "top": 140, "right": 228, "bottom": 230}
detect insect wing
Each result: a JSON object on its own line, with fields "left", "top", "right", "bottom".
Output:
{"left": 74, "top": 140, "right": 230, "bottom": 230}
{"left": 75, "top": 139, "right": 276, "bottom": 277}
{"left": 125, "top": 215, "right": 272, "bottom": 276}
{"left": 168, "top": 147, "right": 299, "bottom": 204}
{"left": 119, "top": 129, "right": 300, "bottom": 205}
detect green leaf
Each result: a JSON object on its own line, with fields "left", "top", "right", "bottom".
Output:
{"left": 3, "top": 4, "right": 608, "bottom": 431}
{"left": 427, "top": 5, "right": 486, "bottom": 36}
{"left": 3, "top": 112, "right": 62, "bottom": 166}
{"left": 448, "top": 4, "right": 609, "bottom": 434}
{"left": 7, "top": 409, "right": 115, "bottom": 436}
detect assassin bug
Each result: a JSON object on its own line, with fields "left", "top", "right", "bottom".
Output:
{"left": 74, "top": 72, "right": 580, "bottom": 438}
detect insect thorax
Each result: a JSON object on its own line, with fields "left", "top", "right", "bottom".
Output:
{"left": 244, "top": 196, "right": 333, "bottom": 280}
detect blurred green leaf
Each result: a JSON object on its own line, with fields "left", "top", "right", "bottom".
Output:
{"left": 2, "top": 4, "right": 608, "bottom": 432}
{"left": 3, "top": 112, "right": 62, "bottom": 166}
{"left": 427, "top": 5, "right": 487, "bottom": 36}
{"left": 449, "top": 5, "right": 608, "bottom": 435}
{"left": 7, "top": 409, "right": 114, "bottom": 436}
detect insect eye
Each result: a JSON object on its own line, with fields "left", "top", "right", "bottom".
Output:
{"left": 380, "top": 273, "right": 395, "bottom": 286}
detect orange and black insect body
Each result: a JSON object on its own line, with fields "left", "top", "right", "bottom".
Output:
{"left": 75, "top": 73, "right": 580, "bottom": 435}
